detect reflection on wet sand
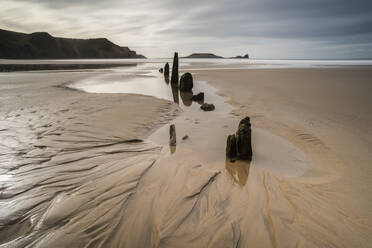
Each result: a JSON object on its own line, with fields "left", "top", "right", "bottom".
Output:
{"left": 180, "top": 91, "right": 193, "bottom": 106}
{"left": 171, "top": 84, "right": 179, "bottom": 104}
{"left": 164, "top": 77, "right": 169, "bottom": 84}
{"left": 169, "top": 81, "right": 202, "bottom": 107}
{"left": 225, "top": 159, "right": 251, "bottom": 186}
{"left": 170, "top": 145, "right": 176, "bottom": 154}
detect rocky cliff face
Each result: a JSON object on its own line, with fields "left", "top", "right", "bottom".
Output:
{"left": 0, "top": 29, "right": 145, "bottom": 59}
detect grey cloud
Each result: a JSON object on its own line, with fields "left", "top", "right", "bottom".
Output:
{"left": 1, "top": 0, "right": 372, "bottom": 58}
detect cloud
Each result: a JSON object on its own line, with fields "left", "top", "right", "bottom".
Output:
{"left": 1, "top": 0, "right": 371, "bottom": 58}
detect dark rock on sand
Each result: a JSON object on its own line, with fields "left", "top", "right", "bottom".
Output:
{"left": 170, "top": 124, "right": 176, "bottom": 146}
{"left": 226, "top": 134, "right": 237, "bottom": 158}
{"left": 171, "top": 52, "right": 179, "bottom": 85}
{"left": 200, "top": 103, "right": 215, "bottom": 111}
{"left": 159, "top": 68, "right": 163, "bottom": 73}
{"left": 192, "top": 92, "right": 204, "bottom": 102}
{"left": 164, "top": 63, "right": 170, "bottom": 77}
{"left": 182, "top": 135, "right": 189, "bottom": 140}
{"left": 236, "top": 117, "right": 252, "bottom": 160}
{"left": 180, "top": 72, "right": 194, "bottom": 92}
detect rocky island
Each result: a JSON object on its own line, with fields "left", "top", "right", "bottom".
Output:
{"left": 232, "top": 54, "right": 249, "bottom": 59}
{"left": 183, "top": 53, "right": 249, "bottom": 59}
{"left": 0, "top": 29, "right": 145, "bottom": 59}
{"left": 183, "top": 53, "right": 223, "bottom": 59}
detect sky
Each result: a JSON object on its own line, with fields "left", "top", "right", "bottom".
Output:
{"left": 1, "top": 0, "right": 372, "bottom": 59}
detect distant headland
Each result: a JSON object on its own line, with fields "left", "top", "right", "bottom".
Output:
{"left": 231, "top": 54, "right": 249, "bottom": 59}
{"left": 183, "top": 53, "right": 224, "bottom": 59}
{"left": 183, "top": 53, "right": 249, "bottom": 59}
{"left": 0, "top": 29, "right": 146, "bottom": 59}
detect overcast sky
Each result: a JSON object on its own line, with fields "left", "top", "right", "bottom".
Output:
{"left": 1, "top": 0, "right": 372, "bottom": 58}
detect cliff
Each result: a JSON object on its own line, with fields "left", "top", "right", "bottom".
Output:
{"left": 0, "top": 29, "right": 145, "bottom": 59}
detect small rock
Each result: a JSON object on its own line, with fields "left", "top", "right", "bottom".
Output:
{"left": 182, "top": 135, "right": 189, "bottom": 140}
{"left": 200, "top": 103, "right": 215, "bottom": 111}
{"left": 180, "top": 72, "right": 193, "bottom": 91}
{"left": 169, "top": 124, "right": 176, "bottom": 146}
{"left": 191, "top": 92, "right": 204, "bottom": 102}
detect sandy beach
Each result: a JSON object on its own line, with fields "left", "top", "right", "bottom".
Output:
{"left": 0, "top": 63, "right": 371, "bottom": 247}
{"left": 189, "top": 67, "right": 372, "bottom": 247}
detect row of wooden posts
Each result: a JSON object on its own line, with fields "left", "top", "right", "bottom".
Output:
{"left": 162, "top": 52, "right": 178, "bottom": 86}
{"left": 164, "top": 52, "right": 252, "bottom": 162}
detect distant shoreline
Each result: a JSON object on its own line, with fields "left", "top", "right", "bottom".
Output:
{"left": 1, "top": 58, "right": 372, "bottom": 72}
{"left": 0, "top": 63, "right": 137, "bottom": 72}
{"left": 182, "top": 53, "right": 249, "bottom": 59}
{"left": 0, "top": 28, "right": 146, "bottom": 59}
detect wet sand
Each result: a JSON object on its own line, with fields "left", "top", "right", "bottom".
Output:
{"left": 0, "top": 70, "right": 180, "bottom": 247}
{"left": 0, "top": 65, "right": 371, "bottom": 247}
{"left": 187, "top": 67, "right": 372, "bottom": 247}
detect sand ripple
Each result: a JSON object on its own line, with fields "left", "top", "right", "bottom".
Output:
{"left": 0, "top": 106, "right": 166, "bottom": 247}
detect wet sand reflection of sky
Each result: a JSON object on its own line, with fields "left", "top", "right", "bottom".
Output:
{"left": 71, "top": 64, "right": 210, "bottom": 110}
{"left": 225, "top": 159, "right": 251, "bottom": 187}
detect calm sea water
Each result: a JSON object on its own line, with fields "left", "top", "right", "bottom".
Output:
{"left": 1, "top": 58, "right": 372, "bottom": 69}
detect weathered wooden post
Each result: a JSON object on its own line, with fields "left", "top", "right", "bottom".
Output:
{"left": 226, "top": 134, "right": 237, "bottom": 158}
{"left": 164, "top": 62, "right": 169, "bottom": 77}
{"left": 236, "top": 117, "right": 252, "bottom": 161}
{"left": 169, "top": 124, "right": 176, "bottom": 146}
{"left": 171, "top": 84, "right": 179, "bottom": 104}
{"left": 226, "top": 116, "right": 252, "bottom": 161}
{"left": 180, "top": 72, "right": 193, "bottom": 92}
{"left": 170, "top": 52, "right": 178, "bottom": 85}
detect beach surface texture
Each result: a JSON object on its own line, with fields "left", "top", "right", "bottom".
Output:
{"left": 0, "top": 61, "right": 371, "bottom": 247}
